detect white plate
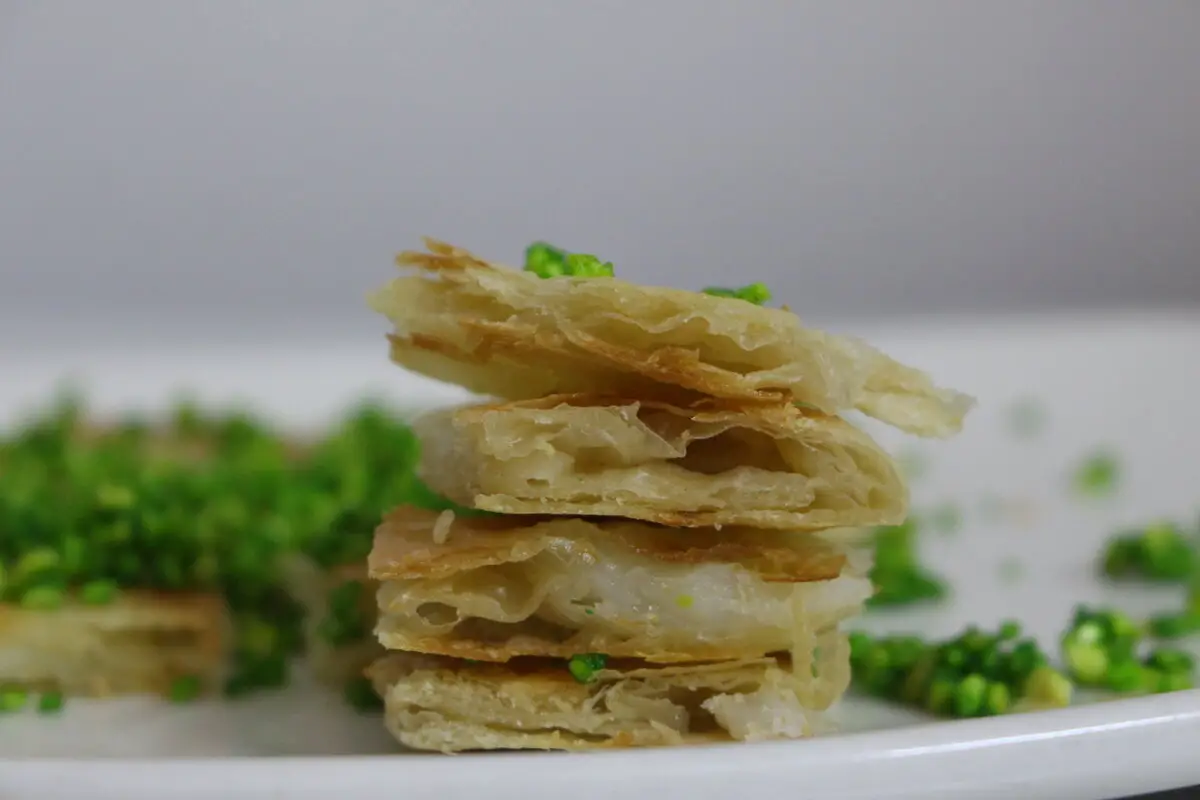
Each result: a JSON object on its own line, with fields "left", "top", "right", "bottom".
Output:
{"left": 3, "top": 311, "right": 1200, "bottom": 800}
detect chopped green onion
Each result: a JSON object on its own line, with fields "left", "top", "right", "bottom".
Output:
{"left": 168, "top": 675, "right": 202, "bottom": 704}
{"left": 849, "top": 625, "right": 1066, "bottom": 718}
{"left": 984, "top": 681, "right": 1011, "bottom": 715}
{"left": 343, "top": 677, "right": 383, "bottom": 713}
{"left": 675, "top": 594, "right": 694, "bottom": 609}
{"left": 1060, "top": 605, "right": 1194, "bottom": 696}
{"left": 1073, "top": 451, "right": 1120, "bottom": 497}
{"left": 523, "top": 243, "right": 614, "bottom": 278}
{"left": 95, "top": 483, "right": 136, "bottom": 510}
{"left": 37, "top": 692, "right": 64, "bottom": 714}
{"left": 1023, "top": 666, "right": 1073, "bottom": 707}
{"left": 316, "top": 580, "right": 370, "bottom": 648}
{"left": 1152, "top": 669, "right": 1195, "bottom": 693}
{"left": 563, "top": 253, "right": 614, "bottom": 277}
{"left": 79, "top": 579, "right": 119, "bottom": 606}
{"left": 1100, "top": 522, "right": 1194, "bottom": 582}
{"left": 567, "top": 653, "right": 608, "bottom": 684}
{"left": 14, "top": 547, "right": 61, "bottom": 582}
{"left": 953, "top": 673, "right": 987, "bottom": 717}
{"left": 1147, "top": 611, "right": 1200, "bottom": 640}
{"left": 866, "top": 520, "right": 949, "bottom": 608}
{"left": 0, "top": 687, "right": 29, "bottom": 713}
{"left": 702, "top": 283, "right": 772, "bottom": 305}
{"left": 19, "top": 585, "right": 65, "bottom": 611}
{"left": 524, "top": 242, "right": 568, "bottom": 277}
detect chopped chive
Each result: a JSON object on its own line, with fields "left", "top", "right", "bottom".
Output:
{"left": 36, "top": 691, "right": 64, "bottom": 714}
{"left": 563, "top": 253, "right": 614, "bottom": 278}
{"left": 567, "top": 653, "right": 608, "bottom": 684}
{"left": 1023, "top": 666, "right": 1073, "bottom": 707}
{"left": 702, "top": 283, "right": 772, "bottom": 305}
{"left": 1147, "top": 612, "right": 1200, "bottom": 640}
{"left": 1100, "top": 522, "right": 1194, "bottom": 582}
{"left": 0, "top": 687, "right": 29, "bottom": 713}
{"left": 523, "top": 243, "right": 614, "bottom": 278}
{"left": 14, "top": 547, "right": 61, "bottom": 581}
{"left": 168, "top": 675, "right": 202, "bottom": 704}
{"left": 524, "top": 242, "right": 567, "bottom": 277}
{"left": 849, "top": 625, "right": 1068, "bottom": 718}
{"left": 1073, "top": 451, "right": 1120, "bottom": 497}
{"left": 95, "top": 483, "right": 136, "bottom": 510}
{"left": 675, "top": 594, "right": 694, "bottom": 609}
{"left": 1058, "top": 605, "right": 1193, "bottom": 696}
{"left": 953, "top": 673, "right": 987, "bottom": 717}
{"left": 343, "top": 677, "right": 383, "bottom": 713}
{"left": 79, "top": 579, "right": 119, "bottom": 606}
{"left": 866, "top": 520, "right": 948, "bottom": 608}
{"left": 19, "top": 585, "right": 65, "bottom": 611}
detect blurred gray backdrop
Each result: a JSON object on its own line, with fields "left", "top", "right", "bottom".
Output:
{"left": 2, "top": 1, "right": 1199, "bottom": 348}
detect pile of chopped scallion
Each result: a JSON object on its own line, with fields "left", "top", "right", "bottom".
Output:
{"left": 849, "top": 502, "right": 1200, "bottom": 718}
{"left": 0, "top": 392, "right": 445, "bottom": 712}
{"left": 850, "top": 623, "right": 1073, "bottom": 717}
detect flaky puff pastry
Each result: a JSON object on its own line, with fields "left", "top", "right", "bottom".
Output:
{"left": 369, "top": 507, "right": 873, "bottom": 664}
{"left": 367, "top": 239, "right": 972, "bottom": 437}
{"left": 0, "top": 591, "right": 227, "bottom": 696}
{"left": 368, "top": 648, "right": 849, "bottom": 753}
{"left": 414, "top": 394, "right": 907, "bottom": 530}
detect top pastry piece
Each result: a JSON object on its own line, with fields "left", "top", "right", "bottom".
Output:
{"left": 367, "top": 239, "right": 973, "bottom": 437}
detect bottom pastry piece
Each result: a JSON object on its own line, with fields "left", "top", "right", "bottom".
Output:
{"left": 0, "top": 591, "right": 227, "bottom": 696}
{"left": 367, "top": 633, "right": 851, "bottom": 753}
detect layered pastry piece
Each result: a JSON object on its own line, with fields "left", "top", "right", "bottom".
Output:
{"left": 0, "top": 592, "right": 227, "bottom": 696}
{"left": 413, "top": 394, "right": 907, "bottom": 529}
{"left": 368, "top": 651, "right": 848, "bottom": 753}
{"left": 367, "top": 239, "right": 973, "bottom": 437}
{"left": 369, "top": 507, "right": 873, "bottom": 664}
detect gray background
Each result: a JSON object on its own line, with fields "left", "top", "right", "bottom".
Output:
{"left": 2, "top": 1, "right": 1198, "bottom": 348}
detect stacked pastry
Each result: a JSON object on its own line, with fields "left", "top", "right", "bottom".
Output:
{"left": 364, "top": 240, "right": 971, "bottom": 751}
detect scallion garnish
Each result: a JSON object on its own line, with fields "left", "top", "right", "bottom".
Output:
{"left": 567, "top": 653, "right": 608, "bottom": 684}
{"left": 1074, "top": 451, "right": 1120, "bottom": 497}
{"left": 702, "top": 283, "right": 771, "bottom": 305}
{"left": 524, "top": 242, "right": 614, "bottom": 278}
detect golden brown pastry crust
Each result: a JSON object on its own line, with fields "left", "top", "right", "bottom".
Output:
{"left": 0, "top": 591, "right": 228, "bottom": 696}
{"left": 414, "top": 394, "right": 907, "bottom": 529}
{"left": 368, "top": 651, "right": 844, "bottom": 752}
{"left": 368, "top": 507, "right": 873, "bottom": 663}
{"left": 367, "top": 238, "right": 973, "bottom": 437}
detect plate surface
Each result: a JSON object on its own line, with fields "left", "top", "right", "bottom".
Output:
{"left": 3, "top": 312, "right": 1200, "bottom": 800}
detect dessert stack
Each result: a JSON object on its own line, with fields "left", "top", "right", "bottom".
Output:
{"left": 363, "top": 239, "right": 970, "bottom": 751}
